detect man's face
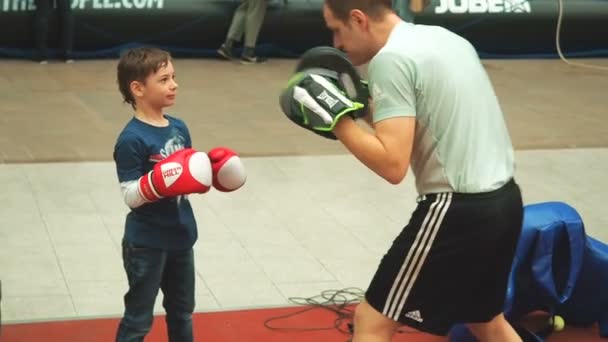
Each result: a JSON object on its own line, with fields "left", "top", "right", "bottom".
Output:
{"left": 323, "top": 4, "right": 370, "bottom": 66}
{"left": 135, "top": 60, "right": 179, "bottom": 109}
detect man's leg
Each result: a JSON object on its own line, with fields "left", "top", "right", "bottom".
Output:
{"left": 467, "top": 313, "right": 522, "bottom": 342}
{"left": 161, "top": 248, "right": 195, "bottom": 342}
{"left": 351, "top": 300, "right": 402, "bottom": 342}
{"left": 361, "top": 193, "right": 461, "bottom": 341}
{"left": 33, "top": 0, "right": 51, "bottom": 62}
{"left": 241, "top": 0, "right": 267, "bottom": 62}
{"left": 116, "top": 240, "right": 166, "bottom": 342}
{"left": 55, "top": 0, "right": 74, "bottom": 61}
{"left": 463, "top": 181, "right": 524, "bottom": 342}
{"left": 226, "top": 0, "right": 249, "bottom": 42}
{"left": 219, "top": 0, "right": 249, "bottom": 59}
{"left": 352, "top": 300, "right": 447, "bottom": 342}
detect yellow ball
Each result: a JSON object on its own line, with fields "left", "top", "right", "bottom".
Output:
{"left": 551, "top": 315, "right": 565, "bottom": 332}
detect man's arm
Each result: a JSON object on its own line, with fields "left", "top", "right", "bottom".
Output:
{"left": 333, "top": 116, "right": 415, "bottom": 184}
{"left": 361, "top": 114, "right": 374, "bottom": 128}
{"left": 335, "top": 51, "right": 418, "bottom": 184}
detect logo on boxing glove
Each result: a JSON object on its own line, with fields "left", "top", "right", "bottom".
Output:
{"left": 138, "top": 148, "right": 213, "bottom": 202}
{"left": 160, "top": 162, "right": 184, "bottom": 188}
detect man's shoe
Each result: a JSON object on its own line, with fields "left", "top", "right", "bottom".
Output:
{"left": 217, "top": 44, "right": 237, "bottom": 60}
{"left": 240, "top": 54, "right": 267, "bottom": 64}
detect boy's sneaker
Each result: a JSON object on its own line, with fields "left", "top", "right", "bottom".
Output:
{"left": 217, "top": 44, "right": 237, "bottom": 60}
{"left": 240, "top": 54, "right": 267, "bottom": 64}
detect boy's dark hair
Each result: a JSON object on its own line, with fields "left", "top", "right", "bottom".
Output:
{"left": 117, "top": 47, "right": 172, "bottom": 109}
{"left": 324, "top": 0, "right": 393, "bottom": 22}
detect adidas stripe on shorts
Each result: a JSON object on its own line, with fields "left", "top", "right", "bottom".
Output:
{"left": 364, "top": 178, "right": 523, "bottom": 336}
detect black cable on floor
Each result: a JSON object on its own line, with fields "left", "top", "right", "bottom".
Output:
{"left": 263, "top": 287, "right": 415, "bottom": 337}
{"left": 264, "top": 287, "right": 362, "bottom": 335}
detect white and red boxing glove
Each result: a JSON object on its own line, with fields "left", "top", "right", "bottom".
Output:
{"left": 138, "top": 148, "right": 212, "bottom": 202}
{"left": 208, "top": 147, "right": 247, "bottom": 192}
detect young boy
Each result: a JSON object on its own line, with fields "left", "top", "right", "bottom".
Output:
{"left": 112, "top": 47, "right": 245, "bottom": 342}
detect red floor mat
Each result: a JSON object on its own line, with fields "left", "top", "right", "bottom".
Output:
{"left": 1, "top": 306, "right": 604, "bottom": 342}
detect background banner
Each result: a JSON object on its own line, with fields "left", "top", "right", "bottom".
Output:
{"left": 0, "top": 0, "right": 606, "bottom": 59}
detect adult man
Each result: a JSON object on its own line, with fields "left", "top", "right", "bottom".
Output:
{"left": 295, "top": 1, "right": 524, "bottom": 341}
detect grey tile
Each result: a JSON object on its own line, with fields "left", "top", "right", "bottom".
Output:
{"left": 42, "top": 212, "right": 114, "bottom": 247}
{"left": 1, "top": 274, "right": 68, "bottom": 297}
{"left": 1, "top": 148, "right": 607, "bottom": 322}
{"left": 57, "top": 243, "right": 124, "bottom": 282}
{"left": 194, "top": 239, "right": 286, "bottom": 308}
{"left": 2, "top": 295, "right": 76, "bottom": 322}
{"left": 193, "top": 294, "right": 221, "bottom": 312}
{"left": 68, "top": 280, "right": 127, "bottom": 318}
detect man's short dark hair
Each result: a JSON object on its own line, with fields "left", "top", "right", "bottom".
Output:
{"left": 324, "top": 0, "right": 393, "bottom": 22}
{"left": 117, "top": 47, "right": 172, "bottom": 109}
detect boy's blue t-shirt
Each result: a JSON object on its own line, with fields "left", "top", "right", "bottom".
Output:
{"left": 113, "top": 114, "right": 197, "bottom": 251}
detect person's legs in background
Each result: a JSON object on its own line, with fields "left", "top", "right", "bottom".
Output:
{"left": 218, "top": 0, "right": 248, "bottom": 60}
{"left": 240, "top": 0, "right": 267, "bottom": 63}
{"left": 33, "top": 0, "right": 51, "bottom": 63}
{"left": 56, "top": 0, "right": 74, "bottom": 62}
{"left": 218, "top": 0, "right": 268, "bottom": 63}
{"left": 161, "top": 248, "right": 196, "bottom": 342}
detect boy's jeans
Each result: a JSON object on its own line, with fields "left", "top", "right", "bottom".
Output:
{"left": 116, "top": 239, "right": 195, "bottom": 342}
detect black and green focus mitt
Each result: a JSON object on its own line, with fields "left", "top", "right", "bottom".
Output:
{"left": 279, "top": 46, "right": 370, "bottom": 140}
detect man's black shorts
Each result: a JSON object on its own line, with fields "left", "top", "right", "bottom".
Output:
{"left": 365, "top": 179, "right": 524, "bottom": 336}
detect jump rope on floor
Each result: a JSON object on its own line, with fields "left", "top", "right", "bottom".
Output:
{"left": 262, "top": 287, "right": 563, "bottom": 340}
{"left": 263, "top": 287, "right": 416, "bottom": 337}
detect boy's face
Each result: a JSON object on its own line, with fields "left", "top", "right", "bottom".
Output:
{"left": 132, "top": 60, "right": 178, "bottom": 109}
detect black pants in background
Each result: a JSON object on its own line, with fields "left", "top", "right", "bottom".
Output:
{"left": 34, "top": 0, "right": 74, "bottom": 60}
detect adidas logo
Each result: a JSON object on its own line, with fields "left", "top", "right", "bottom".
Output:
{"left": 404, "top": 310, "right": 424, "bottom": 323}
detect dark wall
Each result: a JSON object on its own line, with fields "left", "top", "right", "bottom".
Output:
{"left": 1, "top": 0, "right": 607, "bottom": 59}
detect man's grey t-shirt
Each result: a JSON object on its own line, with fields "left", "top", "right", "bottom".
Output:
{"left": 368, "top": 21, "right": 515, "bottom": 195}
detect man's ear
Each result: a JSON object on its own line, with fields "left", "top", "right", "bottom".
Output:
{"left": 350, "top": 9, "right": 368, "bottom": 30}
{"left": 130, "top": 80, "right": 145, "bottom": 99}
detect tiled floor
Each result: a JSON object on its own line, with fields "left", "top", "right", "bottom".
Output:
{"left": 1, "top": 56, "right": 607, "bottom": 341}
{"left": 2, "top": 148, "right": 606, "bottom": 323}
{"left": 0, "top": 58, "right": 607, "bottom": 163}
